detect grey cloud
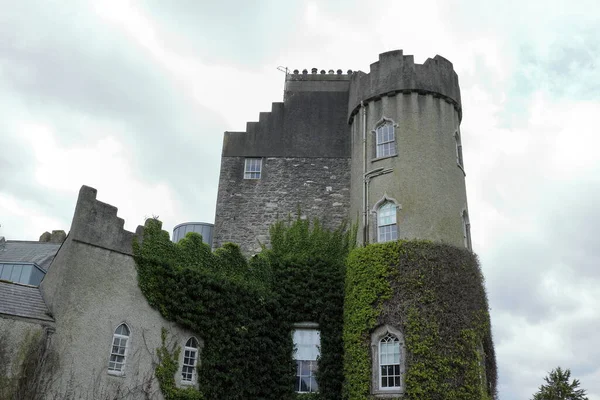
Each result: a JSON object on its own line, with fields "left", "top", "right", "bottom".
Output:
{"left": 140, "top": 0, "right": 302, "bottom": 68}
{"left": 0, "top": 1, "right": 228, "bottom": 227}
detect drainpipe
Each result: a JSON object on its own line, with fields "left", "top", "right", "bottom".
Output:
{"left": 361, "top": 101, "right": 367, "bottom": 246}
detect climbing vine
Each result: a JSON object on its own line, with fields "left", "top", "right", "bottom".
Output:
{"left": 155, "top": 328, "right": 203, "bottom": 400}
{"left": 261, "top": 217, "right": 356, "bottom": 400}
{"left": 343, "top": 240, "right": 497, "bottom": 400}
{"left": 133, "top": 217, "right": 355, "bottom": 400}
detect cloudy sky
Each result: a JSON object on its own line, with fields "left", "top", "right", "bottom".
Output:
{"left": 1, "top": 0, "right": 598, "bottom": 398}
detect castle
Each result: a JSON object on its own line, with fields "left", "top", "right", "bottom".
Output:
{"left": 0, "top": 50, "right": 494, "bottom": 400}
{"left": 214, "top": 49, "right": 470, "bottom": 255}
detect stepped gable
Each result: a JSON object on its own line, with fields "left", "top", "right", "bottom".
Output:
{"left": 69, "top": 186, "right": 144, "bottom": 255}
{"left": 348, "top": 50, "right": 462, "bottom": 122}
{"left": 222, "top": 70, "right": 351, "bottom": 158}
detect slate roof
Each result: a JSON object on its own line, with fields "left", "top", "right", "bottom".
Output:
{"left": 0, "top": 280, "right": 54, "bottom": 322}
{"left": 0, "top": 241, "right": 61, "bottom": 271}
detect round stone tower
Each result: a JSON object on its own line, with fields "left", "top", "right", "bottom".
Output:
{"left": 347, "top": 50, "right": 469, "bottom": 249}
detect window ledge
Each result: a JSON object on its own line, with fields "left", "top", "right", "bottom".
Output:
{"left": 371, "top": 154, "right": 398, "bottom": 163}
{"left": 372, "top": 388, "right": 403, "bottom": 398}
{"left": 107, "top": 370, "right": 126, "bottom": 378}
{"left": 457, "top": 163, "right": 466, "bottom": 176}
{"left": 180, "top": 380, "right": 196, "bottom": 386}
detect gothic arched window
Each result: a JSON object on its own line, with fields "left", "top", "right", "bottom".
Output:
{"left": 108, "top": 323, "right": 130, "bottom": 374}
{"left": 379, "top": 333, "right": 401, "bottom": 389}
{"left": 376, "top": 121, "right": 396, "bottom": 158}
{"left": 182, "top": 337, "right": 199, "bottom": 384}
{"left": 378, "top": 202, "right": 398, "bottom": 243}
{"left": 371, "top": 325, "right": 405, "bottom": 396}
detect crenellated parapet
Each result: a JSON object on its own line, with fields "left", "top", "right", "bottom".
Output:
{"left": 69, "top": 186, "right": 143, "bottom": 255}
{"left": 348, "top": 50, "right": 462, "bottom": 122}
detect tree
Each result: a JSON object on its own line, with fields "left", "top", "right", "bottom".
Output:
{"left": 532, "top": 367, "right": 589, "bottom": 400}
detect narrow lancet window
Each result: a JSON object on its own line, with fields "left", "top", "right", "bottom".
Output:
{"left": 378, "top": 202, "right": 398, "bottom": 242}
{"left": 108, "top": 324, "right": 130, "bottom": 374}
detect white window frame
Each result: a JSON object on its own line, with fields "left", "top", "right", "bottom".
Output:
{"left": 244, "top": 158, "right": 262, "bottom": 179}
{"left": 108, "top": 323, "right": 130, "bottom": 376}
{"left": 462, "top": 209, "right": 472, "bottom": 251}
{"left": 377, "top": 202, "right": 398, "bottom": 243}
{"left": 455, "top": 130, "right": 465, "bottom": 172}
{"left": 375, "top": 119, "right": 397, "bottom": 159}
{"left": 379, "top": 333, "right": 401, "bottom": 390}
{"left": 371, "top": 325, "right": 405, "bottom": 397}
{"left": 292, "top": 323, "right": 320, "bottom": 394}
{"left": 181, "top": 337, "right": 199, "bottom": 385}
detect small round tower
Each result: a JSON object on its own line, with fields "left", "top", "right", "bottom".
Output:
{"left": 348, "top": 50, "right": 470, "bottom": 249}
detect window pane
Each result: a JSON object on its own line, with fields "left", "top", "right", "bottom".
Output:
{"left": 310, "top": 377, "right": 319, "bottom": 392}
{"left": 244, "top": 158, "right": 262, "bottom": 179}
{"left": 19, "top": 265, "right": 33, "bottom": 284}
{"left": 10, "top": 265, "right": 22, "bottom": 282}
{"left": 1, "top": 264, "right": 12, "bottom": 280}
{"left": 300, "top": 377, "right": 310, "bottom": 392}
{"left": 115, "top": 324, "right": 130, "bottom": 336}
{"left": 293, "top": 329, "right": 320, "bottom": 361}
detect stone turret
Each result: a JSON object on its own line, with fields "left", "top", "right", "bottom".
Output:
{"left": 348, "top": 50, "right": 469, "bottom": 248}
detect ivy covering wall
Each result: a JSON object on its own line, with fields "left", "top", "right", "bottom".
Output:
{"left": 133, "top": 217, "right": 354, "bottom": 400}
{"left": 134, "top": 219, "right": 495, "bottom": 400}
{"left": 343, "top": 240, "right": 497, "bottom": 400}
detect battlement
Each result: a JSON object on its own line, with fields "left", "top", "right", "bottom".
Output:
{"left": 348, "top": 50, "right": 462, "bottom": 121}
{"left": 287, "top": 68, "right": 353, "bottom": 81}
{"left": 69, "top": 186, "right": 143, "bottom": 255}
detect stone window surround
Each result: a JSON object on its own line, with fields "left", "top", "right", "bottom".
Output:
{"left": 372, "top": 117, "right": 399, "bottom": 160}
{"left": 371, "top": 324, "right": 406, "bottom": 398}
{"left": 371, "top": 195, "right": 402, "bottom": 244}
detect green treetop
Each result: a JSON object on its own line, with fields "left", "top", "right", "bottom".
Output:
{"left": 532, "top": 367, "right": 588, "bottom": 400}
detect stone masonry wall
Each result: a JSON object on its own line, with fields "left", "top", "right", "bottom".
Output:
{"left": 213, "top": 156, "right": 351, "bottom": 255}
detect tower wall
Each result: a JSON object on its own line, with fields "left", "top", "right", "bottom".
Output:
{"left": 213, "top": 72, "right": 352, "bottom": 254}
{"left": 348, "top": 50, "right": 468, "bottom": 247}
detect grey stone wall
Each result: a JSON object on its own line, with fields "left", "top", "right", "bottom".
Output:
{"left": 349, "top": 93, "right": 468, "bottom": 248}
{"left": 213, "top": 156, "right": 351, "bottom": 255}
{"left": 40, "top": 186, "right": 200, "bottom": 399}
{"left": 0, "top": 317, "right": 46, "bottom": 380}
